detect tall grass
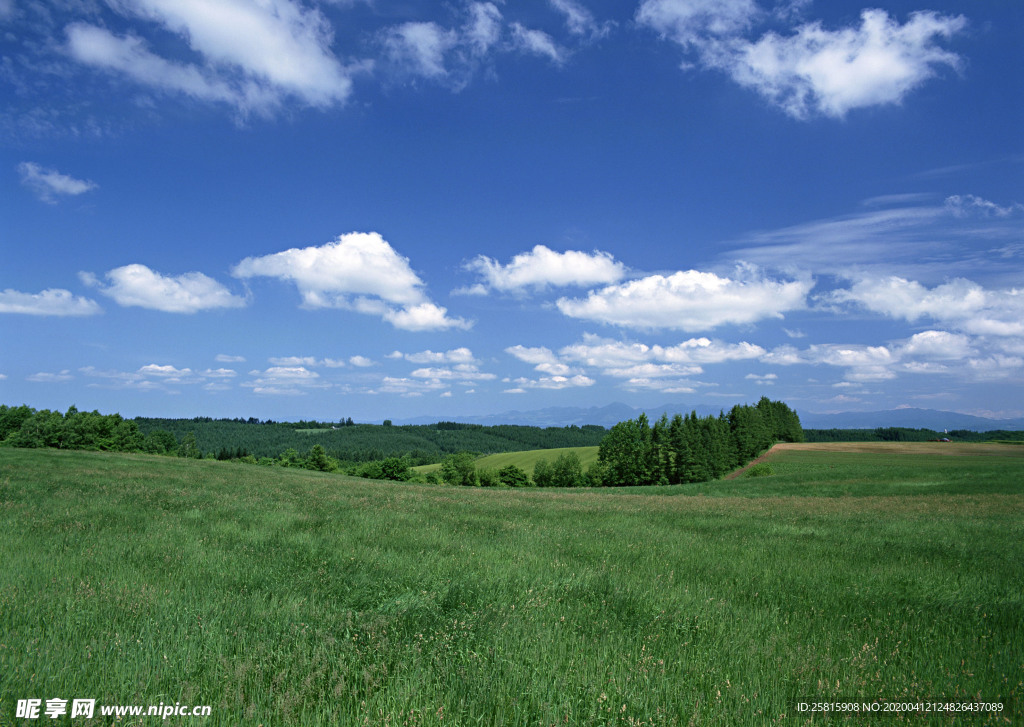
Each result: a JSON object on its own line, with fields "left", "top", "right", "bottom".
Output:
{"left": 1, "top": 447, "right": 1021, "bottom": 725}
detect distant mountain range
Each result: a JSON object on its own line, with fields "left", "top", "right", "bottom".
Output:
{"left": 396, "top": 403, "right": 1024, "bottom": 431}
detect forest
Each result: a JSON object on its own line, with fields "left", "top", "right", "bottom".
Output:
{"left": 0, "top": 404, "right": 606, "bottom": 464}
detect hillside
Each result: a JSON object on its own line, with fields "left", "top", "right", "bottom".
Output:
{"left": 397, "top": 403, "right": 1024, "bottom": 431}
{"left": 133, "top": 417, "right": 607, "bottom": 463}
{"left": 1, "top": 447, "right": 1020, "bottom": 725}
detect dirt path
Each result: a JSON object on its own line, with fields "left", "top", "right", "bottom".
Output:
{"left": 724, "top": 443, "right": 782, "bottom": 480}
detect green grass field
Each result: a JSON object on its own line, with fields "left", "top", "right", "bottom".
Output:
{"left": 1, "top": 444, "right": 1022, "bottom": 725}
{"left": 413, "top": 446, "right": 600, "bottom": 476}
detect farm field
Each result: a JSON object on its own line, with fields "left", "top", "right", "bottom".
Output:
{"left": 1, "top": 444, "right": 1022, "bottom": 725}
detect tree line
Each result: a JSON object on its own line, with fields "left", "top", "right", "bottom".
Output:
{"left": 593, "top": 397, "right": 803, "bottom": 486}
{"left": 431, "top": 397, "right": 805, "bottom": 488}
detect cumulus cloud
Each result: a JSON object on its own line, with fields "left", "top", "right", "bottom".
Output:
{"left": 390, "top": 348, "right": 478, "bottom": 365}
{"left": 75, "top": 362, "right": 236, "bottom": 391}
{"left": 716, "top": 10, "right": 966, "bottom": 119}
{"left": 18, "top": 162, "right": 98, "bottom": 203}
{"left": 0, "top": 288, "right": 101, "bottom": 316}
{"left": 505, "top": 345, "right": 578, "bottom": 376}
{"left": 66, "top": 0, "right": 359, "bottom": 114}
{"left": 764, "top": 328, "right": 1020, "bottom": 383}
{"left": 81, "top": 264, "right": 246, "bottom": 313}
{"left": 232, "top": 232, "right": 470, "bottom": 331}
{"left": 215, "top": 354, "right": 246, "bottom": 363}
{"left": 410, "top": 364, "right": 496, "bottom": 382}
{"left": 268, "top": 356, "right": 346, "bottom": 368}
{"left": 383, "top": 303, "right": 471, "bottom": 332}
{"left": 504, "top": 333, "right": 766, "bottom": 391}
{"left": 556, "top": 268, "right": 810, "bottom": 331}
{"left": 508, "top": 374, "right": 595, "bottom": 390}
{"left": 561, "top": 333, "right": 765, "bottom": 367}
{"left": 831, "top": 275, "right": 1024, "bottom": 337}
{"left": 464, "top": 245, "right": 627, "bottom": 294}
{"left": 638, "top": 3, "right": 966, "bottom": 119}
{"left": 241, "top": 365, "right": 327, "bottom": 395}
{"left": 373, "top": 376, "right": 449, "bottom": 397}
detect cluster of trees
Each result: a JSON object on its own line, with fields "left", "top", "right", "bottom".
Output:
{"left": 0, "top": 405, "right": 178, "bottom": 454}
{"left": 596, "top": 398, "right": 804, "bottom": 487}
{"left": 433, "top": 452, "right": 590, "bottom": 488}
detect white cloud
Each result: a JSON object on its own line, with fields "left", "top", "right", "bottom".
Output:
{"left": 410, "top": 363, "right": 496, "bottom": 382}
{"left": 269, "top": 356, "right": 319, "bottom": 367}
{"left": 945, "top": 194, "right": 1024, "bottom": 218}
{"left": 728, "top": 195, "right": 1024, "bottom": 282}
{"left": 27, "top": 370, "right": 74, "bottom": 383}
{"left": 66, "top": 0, "right": 358, "bottom": 114}
{"left": 636, "top": 0, "right": 759, "bottom": 49}
{"left": 509, "top": 374, "right": 594, "bottom": 390}
{"left": 560, "top": 333, "right": 765, "bottom": 368}
{"left": 201, "top": 368, "right": 237, "bottom": 378}
{"left": 241, "top": 365, "right": 327, "bottom": 395}
{"left": 382, "top": 21, "right": 458, "bottom": 79}
{"left": 392, "top": 348, "right": 478, "bottom": 365}
{"left": 232, "top": 232, "right": 469, "bottom": 331}
{"left": 505, "top": 345, "right": 577, "bottom": 376}
{"left": 383, "top": 303, "right": 472, "bottom": 332}
{"left": 18, "top": 162, "right": 98, "bottom": 203}
{"left": 762, "top": 329, "right": 1022, "bottom": 384}
{"left": 510, "top": 24, "right": 565, "bottom": 64}
{"left": 639, "top": 3, "right": 966, "bottom": 119}
{"left": 550, "top": 0, "right": 613, "bottom": 40}
{"left": 373, "top": 376, "right": 449, "bottom": 396}
{"left": 603, "top": 363, "right": 703, "bottom": 379}
{"left": 379, "top": 3, "right": 506, "bottom": 86}
{"left": 215, "top": 354, "right": 246, "bottom": 363}
{"left": 899, "top": 330, "right": 974, "bottom": 360}
{"left": 138, "top": 364, "right": 193, "bottom": 378}
{"left": 82, "top": 264, "right": 246, "bottom": 313}
{"left": 465, "top": 244, "right": 626, "bottom": 294}
{"left": 66, "top": 25, "right": 243, "bottom": 106}
{"left": 831, "top": 275, "right": 1024, "bottom": 337}
{"left": 556, "top": 268, "right": 810, "bottom": 331}
{"left": 465, "top": 3, "right": 504, "bottom": 55}
{"left": 0, "top": 288, "right": 101, "bottom": 316}
{"left": 620, "top": 378, "right": 698, "bottom": 394}
{"left": 711, "top": 9, "right": 966, "bottom": 119}
{"left": 348, "top": 355, "right": 374, "bottom": 367}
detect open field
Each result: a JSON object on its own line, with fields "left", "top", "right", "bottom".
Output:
{"left": 1, "top": 444, "right": 1022, "bottom": 725}
{"left": 413, "top": 445, "right": 600, "bottom": 476}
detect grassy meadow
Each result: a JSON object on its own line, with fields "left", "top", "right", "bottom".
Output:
{"left": 1, "top": 443, "right": 1022, "bottom": 725}
{"left": 413, "top": 446, "right": 600, "bottom": 477}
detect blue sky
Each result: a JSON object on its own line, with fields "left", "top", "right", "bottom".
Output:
{"left": 1, "top": 0, "right": 1022, "bottom": 423}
